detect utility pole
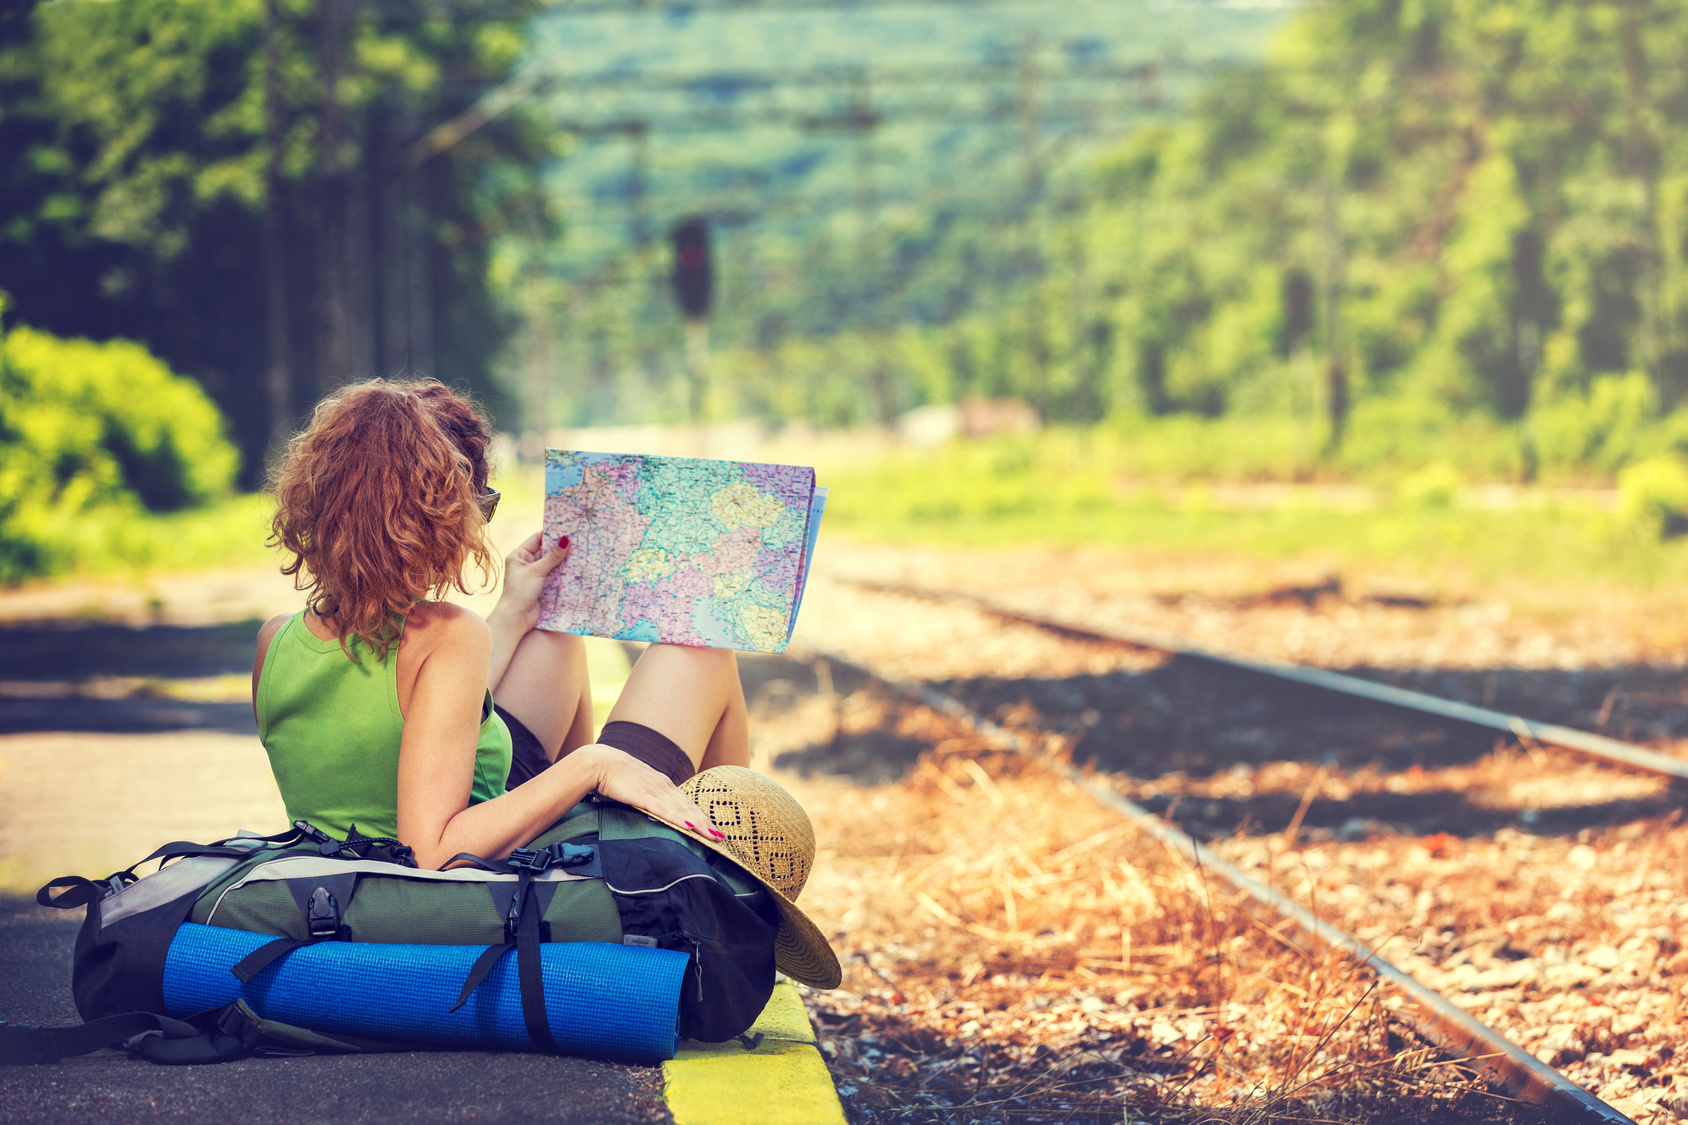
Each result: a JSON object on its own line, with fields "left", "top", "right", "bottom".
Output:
{"left": 1019, "top": 32, "right": 1042, "bottom": 199}
{"left": 527, "top": 282, "right": 555, "bottom": 438}
{"left": 317, "top": 0, "right": 350, "bottom": 393}
{"left": 1320, "top": 169, "right": 1349, "bottom": 454}
{"left": 628, "top": 121, "right": 650, "bottom": 248}
{"left": 847, "top": 72, "right": 893, "bottom": 424}
{"left": 1620, "top": 0, "right": 1664, "bottom": 382}
{"left": 262, "top": 0, "right": 292, "bottom": 453}
{"left": 1019, "top": 34, "right": 1049, "bottom": 416}
{"left": 672, "top": 217, "right": 713, "bottom": 423}
{"left": 625, "top": 122, "right": 664, "bottom": 401}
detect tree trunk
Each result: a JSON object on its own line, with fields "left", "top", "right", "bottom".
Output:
{"left": 262, "top": 0, "right": 292, "bottom": 452}
{"left": 316, "top": 0, "right": 350, "bottom": 394}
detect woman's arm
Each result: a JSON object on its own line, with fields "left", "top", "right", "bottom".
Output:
{"left": 486, "top": 530, "right": 569, "bottom": 688}
{"left": 396, "top": 609, "right": 721, "bottom": 869}
{"left": 251, "top": 613, "right": 291, "bottom": 725}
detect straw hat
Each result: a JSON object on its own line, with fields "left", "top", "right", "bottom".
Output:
{"left": 678, "top": 766, "right": 842, "bottom": 990}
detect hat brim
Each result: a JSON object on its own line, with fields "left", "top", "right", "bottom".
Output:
{"left": 681, "top": 826, "right": 843, "bottom": 990}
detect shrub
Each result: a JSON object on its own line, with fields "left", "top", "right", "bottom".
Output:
{"left": 1396, "top": 462, "right": 1463, "bottom": 508}
{"left": 1617, "top": 456, "right": 1688, "bottom": 538}
{"left": 1531, "top": 372, "right": 1661, "bottom": 474}
{"left": 0, "top": 316, "right": 239, "bottom": 581}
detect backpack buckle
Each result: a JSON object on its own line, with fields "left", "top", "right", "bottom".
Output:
{"left": 555, "top": 843, "right": 596, "bottom": 868}
{"left": 505, "top": 848, "right": 550, "bottom": 873}
{"left": 305, "top": 886, "right": 341, "bottom": 939}
{"left": 293, "top": 820, "right": 333, "bottom": 846}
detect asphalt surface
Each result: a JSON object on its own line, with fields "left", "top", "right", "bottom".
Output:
{"left": 0, "top": 614, "right": 677, "bottom": 1125}
{"left": 0, "top": 899, "right": 671, "bottom": 1124}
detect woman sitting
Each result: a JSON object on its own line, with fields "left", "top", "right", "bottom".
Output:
{"left": 253, "top": 377, "right": 745, "bottom": 867}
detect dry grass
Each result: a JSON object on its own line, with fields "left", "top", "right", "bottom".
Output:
{"left": 780, "top": 694, "right": 1556, "bottom": 1123}
{"left": 1209, "top": 812, "right": 1688, "bottom": 1120}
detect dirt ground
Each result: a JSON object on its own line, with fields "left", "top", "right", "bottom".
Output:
{"left": 5, "top": 539, "right": 1688, "bottom": 1121}
{"left": 776, "top": 555, "right": 1688, "bottom": 1122}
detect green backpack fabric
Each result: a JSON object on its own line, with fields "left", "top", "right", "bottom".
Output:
{"left": 187, "top": 804, "right": 623, "bottom": 947}
{"left": 7, "top": 798, "right": 781, "bottom": 1066}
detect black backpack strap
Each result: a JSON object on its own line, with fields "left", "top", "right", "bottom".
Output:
{"left": 445, "top": 843, "right": 598, "bottom": 876}
{"left": 134, "top": 841, "right": 271, "bottom": 866}
{"left": 443, "top": 852, "right": 505, "bottom": 872}
{"left": 514, "top": 878, "right": 556, "bottom": 1052}
{"left": 446, "top": 869, "right": 556, "bottom": 1052}
{"left": 37, "top": 823, "right": 318, "bottom": 911}
{"left": 35, "top": 875, "right": 120, "bottom": 910}
{"left": 0, "top": 1013, "right": 200, "bottom": 1065}
{"left": 450, "top": 943, "right": 511, "bottom": 1012}
{"left": 210, "top": 823, "right": 317, "bottom": 848}
{"left": 133, "top": 1029, "right": 246, "bottom": 1064}
{"left": 229, "top": 938, "right": 313, "bottom": 984}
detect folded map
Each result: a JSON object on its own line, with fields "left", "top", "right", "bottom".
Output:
{"left": 537, "top": 449, "right": 827, "bottom": 654}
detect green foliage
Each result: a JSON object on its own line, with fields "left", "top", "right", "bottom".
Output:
{"left": 43, "top": 491, "right": 275, "bottom": 580}
{"left": 1618, "top": 456, "right": 1688, "bottom": 538}
{"left": 542, "top": 0, "right": 1688, "bottom": 481}
{"left": 821, "top": 431, "right": 1688, "bottom": 595}
{"left": 0, "top": 314, "right": 238, "bottom": 581}
{"left": 826, "top": 433, "right": 1115, "bottom": 530}
{"left": 0, "top": 0, "right": 554, "bottom": 478}
{"left": 1396, "top": 463, "right": 1463, "bottom": 509}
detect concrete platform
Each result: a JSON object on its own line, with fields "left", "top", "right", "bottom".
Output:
{"left": 0, "top": 615, "right": 844, "bottom": 1125}
{"left": 0, "top": 897, "right": 671, "bottom": 1125}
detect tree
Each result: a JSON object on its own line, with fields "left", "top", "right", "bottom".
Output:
{"left": 0, "top": 0, "right": 557, "bottom": 485}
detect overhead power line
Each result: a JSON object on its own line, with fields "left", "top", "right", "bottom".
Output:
{"left": 531, "top": 58, "right": 1203, "bottom": 91}
{"left": 368, "top": 0, "right": 1127, "bottom": 18}
{"left": 547, "top": 96, "right": 1174, "bottom": 136}
{"left": 408, "top": 50, "right": 1218, "bottom": 164}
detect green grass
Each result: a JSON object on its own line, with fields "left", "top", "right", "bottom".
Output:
{"left": 29, "top": 492, "right": 278, "bottom": 581}
{"left": 19, "top": 428, "right": 1688, "bottom": 615}
{"left": 5, "top": 461, "right": 547, "bottom": 587}
{"left": 819, "top": 432, "right": 1688, "bottom": 595}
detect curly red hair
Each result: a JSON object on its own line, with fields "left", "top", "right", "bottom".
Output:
{"left": 268, "top": 379, "right": 497, "bottom": 657}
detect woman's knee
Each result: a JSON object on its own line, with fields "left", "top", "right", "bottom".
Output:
{"left": 644, "top": 643, "right": 737, "bottom": 673}
{"left": 526, "top": 629, "right": 585, "bottom": 658}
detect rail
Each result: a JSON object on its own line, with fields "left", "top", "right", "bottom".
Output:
{"left": 808, "top": 645, "right": 1639, "bottom": 1124}
{"left": 842, "top": 579, "right": 1688, "bottom": 784}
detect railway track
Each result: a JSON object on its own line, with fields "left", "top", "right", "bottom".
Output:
{"left": 804, "top": 578, "right": 1688, "bottom": 1124}
{"left": 841, "top": 578, "right": 1688, "bottom": 786}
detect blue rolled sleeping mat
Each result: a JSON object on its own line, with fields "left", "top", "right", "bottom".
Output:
{"left": 161, "top": 923, "right": 690, "bottom": 1062}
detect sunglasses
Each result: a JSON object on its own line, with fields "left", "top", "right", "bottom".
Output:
{"left": 477, "top": 488, "right": 501, "bottom": 521}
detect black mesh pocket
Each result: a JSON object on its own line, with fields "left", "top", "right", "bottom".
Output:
{"left": 599, "top": 836, "right": 779, "bottom": 1042}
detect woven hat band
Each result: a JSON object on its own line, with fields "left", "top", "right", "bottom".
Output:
{"left": 682, "top": 767, "right": 815, "bottom": 901}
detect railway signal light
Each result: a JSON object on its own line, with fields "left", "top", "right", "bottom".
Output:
{"left": 672, "top": 217, "right": 712, "bottom": 320}
{"left": 1282, "top": 269, "right": 1313, "bottom": 356}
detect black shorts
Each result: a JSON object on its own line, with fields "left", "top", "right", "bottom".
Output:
{"left": 498, "top": 704, "right": 696, "bottom": 790}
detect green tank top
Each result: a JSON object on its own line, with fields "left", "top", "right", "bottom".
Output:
{"left": 255, "top": 610, "right": 513, "bottom": 840}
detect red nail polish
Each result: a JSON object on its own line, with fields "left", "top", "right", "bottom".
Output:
{"left": 686, "top": 821, "right": 696, "bottom": 829}
{"left": 559, "top": 535, "right": 570, "bottom": 549}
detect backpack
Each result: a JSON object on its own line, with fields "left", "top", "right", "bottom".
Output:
{"left": 0, "top": 799, "right": 780, "bottom": 1066}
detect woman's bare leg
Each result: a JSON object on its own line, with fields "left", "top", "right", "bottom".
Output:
{"left": 492, "top": 630, "right": 593, "bottom": 761}
{"left": 603, "top": 644, "right": 750, "bottom": 771}
{"left": 699, "top": 667, "right": 750, "bottom": 771}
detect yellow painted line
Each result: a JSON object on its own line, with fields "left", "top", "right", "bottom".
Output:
{"left": 663, "top": 983, "right": 845, "bottom": 1125}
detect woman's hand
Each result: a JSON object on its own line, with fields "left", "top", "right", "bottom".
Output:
{"left": 579, "top": 744, "right": 725, "bottom": 841}
{"left": 490, "top": 531, "right": 569, "bottom": 635}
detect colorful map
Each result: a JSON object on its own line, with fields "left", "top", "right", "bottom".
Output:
{"left": 537, "top": 450, "right": 825, "bottom": 654}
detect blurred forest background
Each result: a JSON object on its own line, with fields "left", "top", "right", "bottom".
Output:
{"left": 9, "top": 0, "right": 1688, "bottom": 586}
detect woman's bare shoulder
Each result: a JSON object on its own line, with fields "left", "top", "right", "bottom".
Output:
{"left": 405, "top": 602, "right": 491, "bottom": 647}
{"left": 252, "top": 613, "right": 293, "bottom": 700}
